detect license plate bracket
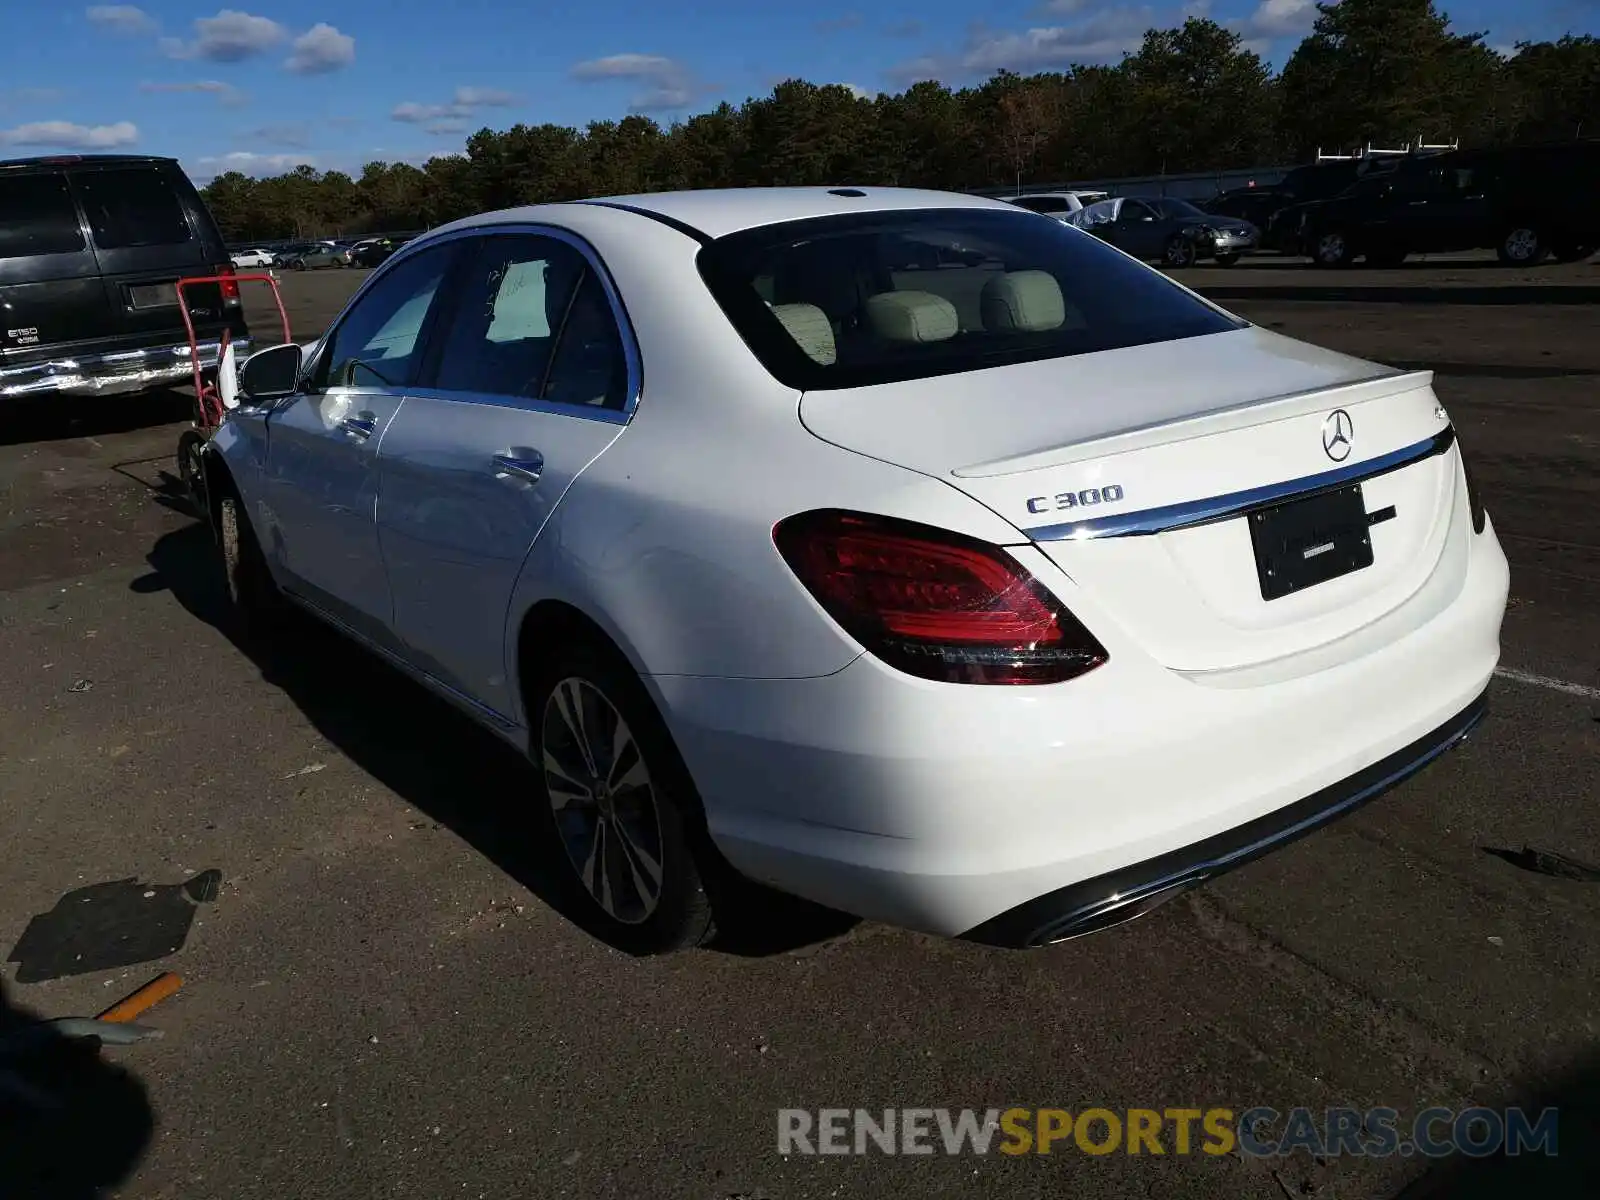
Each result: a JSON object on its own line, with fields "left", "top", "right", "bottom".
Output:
{"left": 1249, "top": 484, "right": 1374, "bottom": 601}
{"left": 128, "top": 283, "right": 179, "bottom": 310}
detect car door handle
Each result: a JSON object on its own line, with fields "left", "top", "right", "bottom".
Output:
{"left": 340, "top": 414, "right": 377, "bottom": 439}
{"left": 492, "top": 451, "right": 544, "bottom": 484}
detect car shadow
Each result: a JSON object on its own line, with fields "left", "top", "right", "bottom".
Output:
{"left": 1390, "top": 1049, "right": 1600, "bottom": 1198}
{"left": 0, "top": 981, "right": 154, "bottom": 1199}
{"left": 0, "top": 388, "right": 194, "bottom": 448}
{"left": 138, "top": 520, "right": 858, "bottom": 958}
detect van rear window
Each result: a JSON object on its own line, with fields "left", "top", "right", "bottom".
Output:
{"left": 697, "top": 207, "right": 1245, "bottom": 391}
{"left": 74, "top": 167, "right": 195, "bottom": 250}
{"left": 0, "top": 173, "right": 86, "bottom": 257}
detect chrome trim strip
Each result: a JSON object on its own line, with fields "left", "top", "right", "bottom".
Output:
{"left": 1, "top": 337, "right": 251, "bottom": 399}
{"left": 1023, "top": 426, "right": 1456, "bottom": 541}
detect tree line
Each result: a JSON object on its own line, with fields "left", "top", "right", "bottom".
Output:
{"left": 201, "top": 0, "right": 1600, "bottom": 242}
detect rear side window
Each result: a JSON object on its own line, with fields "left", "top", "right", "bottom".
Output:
{"left": 0, "top": 172, "right": 85, "bottom": 257}
{"left": 1014, "top": 196, "right": 1068, "bottom": 213}
{"left": 698, "top": 208, "right": 1244, "bottom": 391}
{"left": 74, "top": 167, "right": 195, "bottom": 250}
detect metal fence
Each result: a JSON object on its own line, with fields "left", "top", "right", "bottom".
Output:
{"left": 971, "top": 164, "right": 1299, "bottom": 202}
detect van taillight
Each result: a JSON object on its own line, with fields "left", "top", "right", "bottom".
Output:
{"left": 773, "top": 509, "right": 1108, "bottom": 685}
{"left": 213, "top": 262, "right": 241, "bottom": 306}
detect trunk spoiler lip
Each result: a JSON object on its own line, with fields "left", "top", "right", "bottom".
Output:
{"left": 952, "top": 367, "right": 1435, "bottom": 480}
{"left": 1023, "top": 424, "right": 1456, "bottom": 542}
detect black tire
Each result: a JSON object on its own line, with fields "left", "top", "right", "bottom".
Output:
{"left": 1496, "top": 225, "right": 1545, "bottom": 265}
{"left": 291, "top": 258, "right": 307, "bottom": 272}
{"left": 1162, "top": 236, "right": 1198, "bottom": 269}
{"left": 526, "top": 639, "right": 717, "bottom": 955}
{"left": 216, "top": 488, "right": 287, "bottom": 637}
{"left": 1310, "top": 229, "right": 1355, "bottom": 268}
{"left": 1212, "top": 252, "right": 1240, "bottom": 267}
{"left": 177, "top": 430, "right": 209, "bottom": 517}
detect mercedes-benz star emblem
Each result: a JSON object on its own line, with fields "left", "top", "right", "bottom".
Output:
{"left": 1322, "top": 408, "right": 1354, "bottom": 462}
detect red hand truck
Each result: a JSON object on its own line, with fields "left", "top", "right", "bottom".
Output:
{"left": 172, "top": 271, "right": 291, "bottom": 515}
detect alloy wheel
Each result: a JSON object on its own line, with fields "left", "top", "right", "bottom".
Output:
{"left": 1503, "top": 228, "right": 1539, "bottom": 262}
{"left": 1316, "top": 233, "right": 1346, "bottom": 264}
{"left": 542, "top": 677, "right": 665, "bottom": 925}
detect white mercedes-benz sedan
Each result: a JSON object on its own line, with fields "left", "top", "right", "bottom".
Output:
{"left": 205, "top": 186, "right": 1509, "bottom": 953}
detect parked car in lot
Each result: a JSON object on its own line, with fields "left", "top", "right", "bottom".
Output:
{"left": 1203, "top": 160, "right": 1366, "bottom": 231}
{"left": 1, "top": 153, "right": 248, "bottom": 400}
{"left": 207, "top": 187, "right": 1507, "bottom": 953}
{"left": 273, "top": 241, "right": 351, "bottom": 270}
{"left": 1273, "top": 139, "right": 1600, "bottom": 267}
{"left": 229, "top": 247, "right": 275, "bottom": 268}
{"left": 350, "top": 236, "right": 405, "bottom": 268}
{"left": 1004, "top": 190, "right": 1111, "bottom": 220}
{"left": 1070, "top": 196, "right": 1259, "bottom": 266}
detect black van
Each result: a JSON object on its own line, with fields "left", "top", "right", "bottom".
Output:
{"left": 1, "top": 154, "right": 249, "bottom": 401}
{"left": 1270, "top": 139, "right": 1600, "bottom": 267}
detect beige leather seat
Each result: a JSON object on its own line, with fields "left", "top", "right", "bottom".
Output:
{"left": 980, "top": 270, "right": 1067, "bottom": 332}
{"left": 770, "top": 302, "right": 837, "bottom": 365}
{"left": 864, "top": 290, "right": 960, "bottom": 344}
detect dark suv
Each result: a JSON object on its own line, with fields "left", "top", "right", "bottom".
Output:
{"left": 1204, "top": 160, "right": 1365, "bottom": 232}
{"left": 1, "top": 154, "right": 248, "bottom": 401}
{"left": 1270, "top": 140, "right": 1600, "bottom": 267}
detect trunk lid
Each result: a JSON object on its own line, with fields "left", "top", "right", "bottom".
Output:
{"left": 800, "top": 326, "right": 1460, "bottom": 673}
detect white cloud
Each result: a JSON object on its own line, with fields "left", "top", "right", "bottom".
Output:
{"left": 889, "top": 8, "right": 1157, "bottom": 82}
{"left": 0, "top": 120, "right": 139, "bottom": 148}
{"left": 392, "top": 86, "right": 519, "bottom": 126}
{"left": 196, "top": 150, "right": 313, "bottom": 173}
{"left": 838, "top": 82, "right": 873, "bottom": 99}
{"left": 452, "top": 86, "right": 517, "bottom": 107}
{"left": 286, "top": 23, "right": 355, "bottom": 74}
{"left": 1035, "top": 0, "right": 1095, "bottom": 13}
{"left": 393, "top": 101, "right": 467, "bottom": 123}
{"left": 424, "top": 119, "right": 468, "bottom": 136}
{"left": 569, "top": 53, "right": 707, "bottom": 112}
{"left": 246, "top": 121, "right": 312, "bottom": 147}
{"left": 86, "top": 5, "right": 157, "bottom": 35}
{"left": 138, "top": 79, "right": 247, "bottom": 107}
{"left": 161, "top": 10, "right": 285, "bottom": 62}
{"left": 1233, "top": 0, "right": 1319, "bottom": 39}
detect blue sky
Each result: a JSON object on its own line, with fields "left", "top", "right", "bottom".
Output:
{"left": 0, "top": 1, "right": 1592, "bottom": 181}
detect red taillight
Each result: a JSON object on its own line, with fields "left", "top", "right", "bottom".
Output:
{"left": 213, "top": 262, "right": 241, "bottom": 305}
{"left": 773, "top": 509, "right": 1108, "bottom": 685}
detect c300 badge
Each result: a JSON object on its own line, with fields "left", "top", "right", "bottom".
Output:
{"left": 1026, "top": 485, "right": 1125, "bottom": 515}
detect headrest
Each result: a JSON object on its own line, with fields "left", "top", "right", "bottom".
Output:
{"left": 770, "top": 303, "right": 837, "bottom": 366}
{"left": 981, "top": 270, "right": 1066, "bottom": 332}
{"left": 865, "top": 291, "right": 959, "bottom": 344}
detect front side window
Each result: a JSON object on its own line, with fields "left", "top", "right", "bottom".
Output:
{"left": 698, "top": 207, "right": 1244, "bottom": 391}
{"left": 431, "top": 233, "right": 628, "bottom": 410}
{"left": 74, "top": 168, "right": 194, "bottom": 250}
{"left": 0, "top": 172, "right": 86, "bottom": 257}
{"left": 312, "top": 244, "right": 456, "bottom": 391}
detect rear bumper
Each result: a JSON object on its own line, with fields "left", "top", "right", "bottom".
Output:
{"left": 651, "top": 518, "right": 1508, "bottom": 941}
{"left": 963, "top": 689, "right": 1486, "bottom": 947}
{"left": 0, "top": 335, "right": 252, "bottom": 399}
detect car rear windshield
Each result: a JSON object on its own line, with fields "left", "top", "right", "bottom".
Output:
{"left": 74, "top": 167, "right": 195, "bottom": 250}
{"left": 696, "top": 207, "right": 1244, "bottom": 391}
{"left": 0, "top": 172, "right": 86, "bottom": 257}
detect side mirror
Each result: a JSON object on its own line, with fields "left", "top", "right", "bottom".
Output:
{"left": 238, "top": 343, "right": 303, "bottom": 403}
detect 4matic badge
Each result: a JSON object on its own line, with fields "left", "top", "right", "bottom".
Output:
{"left": 1025, "top": 484, "right": 1125, "bottom": 516}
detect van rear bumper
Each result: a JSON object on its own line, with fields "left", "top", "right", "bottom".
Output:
{"left": 0, "top": 335, "right": 252, "bottom": 399}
